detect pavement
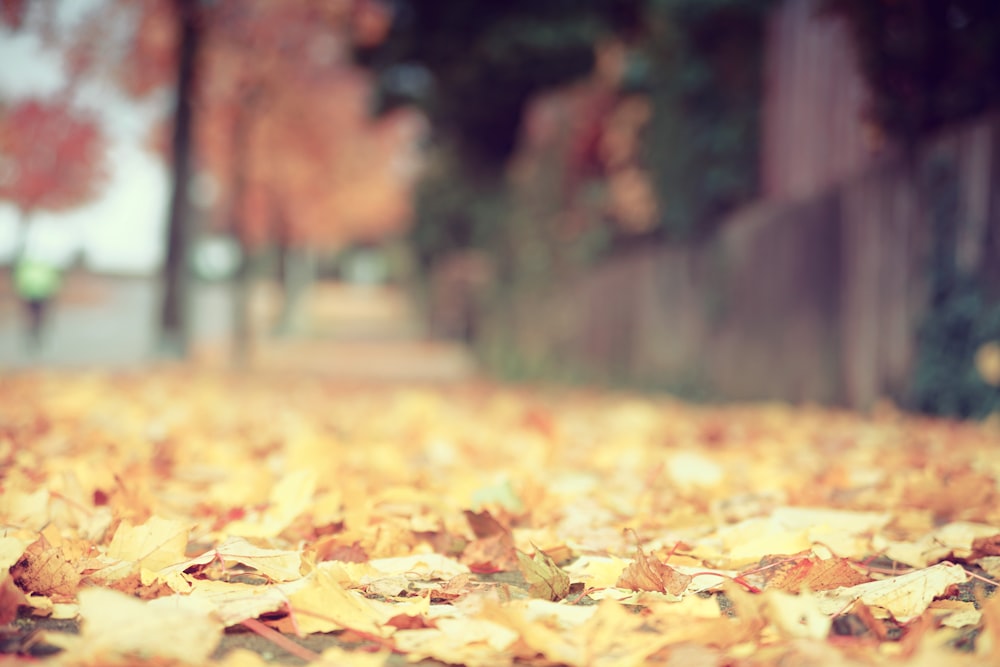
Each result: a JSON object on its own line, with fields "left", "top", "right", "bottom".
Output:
{"left": 0, "top": 272, "right": 475, "bottom": 381}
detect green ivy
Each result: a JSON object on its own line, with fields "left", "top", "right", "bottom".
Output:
{"left": 907, "top": 158, "right": 1000, "bottom": 418}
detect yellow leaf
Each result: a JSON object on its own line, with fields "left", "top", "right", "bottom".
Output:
{"left": 565, "top": 555, "right": 628, "bottom": 588}
{"left": 479, "top": 600, "right": 578, "bottom": 665}
{"left": 46, "top": 587, "right": 222, "bottom": 663}
{"left": 367, "top": 553, "right": 470, "bottom": 580}
{"left": 582, "top": 598, "right": 672, "bottom": 667}
{"left": 224, "top": 470, "right": 317, "bottom": 538}
{"left": 106, "top": 515, "right": 190, "bottom": 572}
{"left": 760, "top": 589, "right": 832, "bottom": 640}
{"left": 284, "top": 567, "right": 385, "bottom": 635}
{"left": 161, "top": 536, "right": 304, "bottom": 582}
{"left": 186, "top": 579, "right": 289, "bottom": 627}
{"left": 392, "top": 617, "right": 518, "bottom": 667}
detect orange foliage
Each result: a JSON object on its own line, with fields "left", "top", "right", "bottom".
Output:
{"left": 119, "top": 0, "right": 422, "bottom": 249}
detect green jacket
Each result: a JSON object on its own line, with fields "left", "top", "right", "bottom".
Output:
{"left": 13, "top": 259, "right": 62, "bottom": 301}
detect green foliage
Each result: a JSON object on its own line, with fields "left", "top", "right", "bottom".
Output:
{"left": 907, "top": 159, "right": 1000, "bottom": 418}
{"left": 822, "top": 0, "right": 1000, "bottom": 142}
{"left": 393, "top": 0, "right": 775, "bottom": 263}
{"left": 410, "top": 147, "right": 509, "bottom": 270}
{"left": 909, "top": 276, "right": 1000, "bottom": 419}
{"left": 378, "top": 0, "right": 776, "bottom": 382}
{"left": 367, "top": 0, "right": 641, "bottom": 165}
{"left": 639, "top": 0, "right": 772, "bottom": 240}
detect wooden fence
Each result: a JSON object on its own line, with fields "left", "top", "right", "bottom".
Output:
{"left": 482, "top": 112, "right": 999, "bottom": 407}
{"left": 444, "top": 0, "right": 1000, "bottom": 407}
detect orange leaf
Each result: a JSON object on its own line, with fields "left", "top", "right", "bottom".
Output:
{"left": 763, "top": 555, "right": 871, "bottom": 592}
{"left": 616, "top": 545, "right": 692, "bottom": 596}
{"left": 8, "top": 536, "right": 81, "bottom": 600}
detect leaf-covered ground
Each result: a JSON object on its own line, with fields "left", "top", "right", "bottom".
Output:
{"left": 1, "top": 370, "right": 999, "bottom": 666}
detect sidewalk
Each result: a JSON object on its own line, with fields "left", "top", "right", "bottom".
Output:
{"left": 222, "top": 282, "right": 476, "bottom": 381}
{"left": 0, "top": 273, "right": 475, "bottom": 381}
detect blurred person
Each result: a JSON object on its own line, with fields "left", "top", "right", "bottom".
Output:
{"left": 12, "top": 252, "right": 62, "bottom": 352}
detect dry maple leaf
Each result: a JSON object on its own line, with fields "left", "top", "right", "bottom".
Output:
{"left": 516, "top": 548, "right": 571, "bottom": 601}
{"left": 106, "top": 515, "right": 191, "bottom": 572}
{"left": 760, "top": 553, "right": 871, "bottom": 592}
{"left": 161, "top": 536, "right": 305, "bottom": 582}
{"left": 8, "top": 536, "right": 81, "bottom": 600}
{"left": 463, "top": 509, "right": 517, "bottom": 572}
{"left": 616, "top": 544, "right": 692, "bottom": 596}
{"left": 816, "top": 561, "right": 969, "bottom": 623}
{"left": 464, "top": 509, "right": 511, "bottom": 539}
{"left": 313, "top": 537, "right": 368, "bottom": 563}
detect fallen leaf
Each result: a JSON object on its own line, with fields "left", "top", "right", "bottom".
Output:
{"left": 971, "top": 533, "right": 1000, "bottom": 558}
{"left": 760, "top": 588, "right": 832, "bottom": 640}
{"left": 106, "top": 515, "right": 191, "bottom": 572}
{"left": 817, "top": 561, "right": 969, "bottom": 622}
{"left": 278, "top": 566, "right": 386, "bottom": 635}
{"left": 762, "top": 554, "right": 871, "bottom": 592}
{"left": 564, "top": 555, "right": 628, "bottom": 588}
{"left": 45, "top": 587, "right": 222, "bottom": 662}
{"left": 929, "top": 599, "right": 982, "bottom": 629}
{"left": 161, "top": 536, "right": 304, "bottom": 582}
{"left": 367, "top": 552, "right": 470, "bottom": 580}
{"left": 392, "top": 616, "right": 518, "bottom": 667}
{"left": 185, "top": 578, "right": 290, "bottom": 626}
{"left": 617, "top": 545, "right": 692, "bottom": 596}
{"left": 464, "top": 509, "right": 510, "bottom": 539}
{"left": 516, "top": 548, "right": 571, "bottom": 601}
{"left": 8, "top": 536, "right": 80, "bottom": 599}
{"left": 224, "top": 470, "right": 317, "bottom": 538}
{"left": 580, "top": 598, "right": 672, "bottom": 666}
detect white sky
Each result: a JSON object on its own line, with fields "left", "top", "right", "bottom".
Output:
{"left": 0, "top": 2, "right": 169, "bottom": 274}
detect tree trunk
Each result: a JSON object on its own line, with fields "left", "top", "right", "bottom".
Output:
{"left": 275, "top": 245, "right": 317, "bottom": 337}
{"left": 272, "top": 206, "right": 315, "bottom": 337}
{"left": 158, "top": 0, "right": 201, "bottom": 358}
{"left": 231, "top": 246, "right": 252, "bottom": 367}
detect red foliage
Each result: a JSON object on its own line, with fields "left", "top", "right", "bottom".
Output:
{"left": 0, "top": 98, "right": 107, "bottom": 216}
{"left": 0, "top": 0, "right": 26, "bottom": 29}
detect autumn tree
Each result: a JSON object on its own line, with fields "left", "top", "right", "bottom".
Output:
{"left": 108, "top": 0, "right": 421, "bottom": 363}
{"left": 0, "top": 97, "right": 107, "bottom": 243}
{"left": 104, "top": 0, "right": 204, "bottom": 358}
{"left": 157, "top": 0, "right": 420, "bottom": 363}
